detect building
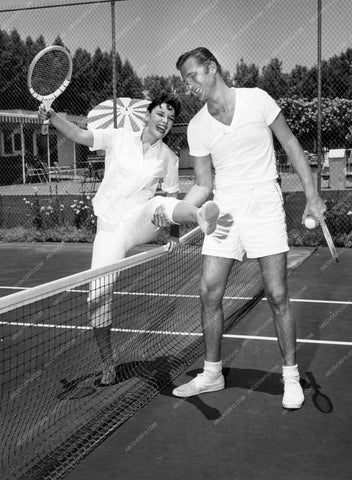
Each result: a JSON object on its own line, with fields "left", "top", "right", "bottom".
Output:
{"left": 0, "top": 109, "right": 87, "bottom": 185}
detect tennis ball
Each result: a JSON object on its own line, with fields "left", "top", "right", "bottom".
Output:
{"left": 304, "top": 216, "right": 317, "bottom": 229}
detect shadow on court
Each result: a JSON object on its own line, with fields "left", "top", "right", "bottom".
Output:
{"left": 56, "top": 363, "right": 333, "bottom": 419}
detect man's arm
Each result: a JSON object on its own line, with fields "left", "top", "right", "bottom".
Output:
{"left": 183, "top": 154, "right": 213, "bottom": 206}
{"left": 270, "top": 112, "right": 326, "bottom": 221}
{"left": 38, "top": 106, "right": 94, "bottom": 147}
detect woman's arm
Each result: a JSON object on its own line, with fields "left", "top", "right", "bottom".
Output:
{"left": 38, "top": 105, "right": 94, "bottom": 147}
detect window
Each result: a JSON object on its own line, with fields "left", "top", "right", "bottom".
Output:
{"left": 1, "top": 130, "right": 22, "bottom": 155}
{"left": 3, "top": 132, "right": 13, "bottom": 155}
{"left": 13, "top": 132, "right": 22, "bottom": 152}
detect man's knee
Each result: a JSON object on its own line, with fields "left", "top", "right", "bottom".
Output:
{"left": 266, "top": 285, "right": 289, "bottom": 312}
{"left": 199, "top": 280, "right": 224, "bottom": 309}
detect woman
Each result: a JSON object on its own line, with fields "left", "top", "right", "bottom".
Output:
{"left": 38, "top": 93, "right": 219, "bottom": 385}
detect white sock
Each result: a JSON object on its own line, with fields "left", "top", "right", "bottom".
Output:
{"left": 204, "top": 360, "right": 222, "bottom": 379}
{"left": 282, "top": 364, "right": 300, "bottom": 381}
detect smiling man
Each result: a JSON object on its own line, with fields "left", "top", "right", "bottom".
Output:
{"left": 171, "top": 47, "right": 326, "bottom": 409}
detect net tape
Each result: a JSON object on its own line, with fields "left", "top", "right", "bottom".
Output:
{"left": 0, "top": 227, "right": 263, "bottom": 480}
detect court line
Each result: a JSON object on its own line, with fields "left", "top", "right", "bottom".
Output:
{"left": 0, "top": 285, "right": 351, "bottom": 305}
{"left": 1, "top": 321, "right": 351, "bottom": 346}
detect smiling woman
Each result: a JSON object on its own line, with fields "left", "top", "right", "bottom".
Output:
{"left": 37, "top": 90, "right": 220, "bottom": 385}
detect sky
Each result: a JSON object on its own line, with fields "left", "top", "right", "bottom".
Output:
{"left": 1, "top": 0, "right": 352, "bottom": 78}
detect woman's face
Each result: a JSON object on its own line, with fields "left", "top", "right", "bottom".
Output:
{"left": 145, "top": 103, "right": 175, "bottom": 141}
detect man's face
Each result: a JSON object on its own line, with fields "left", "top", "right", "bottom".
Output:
{"left": 146, "top": 103, "right": 175, "bottom": 140}
{"left": 180, "top": 56, "right": 215, "bottom": 102}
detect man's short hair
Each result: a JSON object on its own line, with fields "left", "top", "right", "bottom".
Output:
{"left": 176, "top": 47, "right": 222, "bottom": 75}
{"left": 147, "top": 92, "right": 181, "bottom": 118}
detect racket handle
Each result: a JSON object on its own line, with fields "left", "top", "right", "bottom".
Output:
{"left": 41, "top": 120, "right": 49, "bottom": 135}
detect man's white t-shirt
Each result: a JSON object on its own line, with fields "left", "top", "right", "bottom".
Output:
{"left": 187, "top": 88, "right": 281, "bottom": 189}
{"left": 90, "top": 128, "right": 179, "bottom": 225}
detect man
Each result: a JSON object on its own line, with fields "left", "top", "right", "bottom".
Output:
{"left": 170, "top": 47, "right": 326, "bottom": 409}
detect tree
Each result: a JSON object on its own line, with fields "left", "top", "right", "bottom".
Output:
{"left": 258, "top": 58, "right": 287, "bottom": 99}
{"left": 143, "top": 75, "right": 173, "bottom": 99}
{"left": 222, "top": 69, "right": 234, "bottom": 87}
{"left": 169, "top": 74, "right": 186, "bottom": 95}
{"left": 234, "top": 58, "right": 259, "bottom": 87}
{"left": 66, "top": 48, "right": 93, "bottom": 115}
{"left": 119, "top": 59, "right": 143, "bottom": 98}
{"left": 0, "top": 30, "right": 13, "bottom": 109}
{"left": 287, "top": 65, "right": 310, "bottom": 98}
{"left": 322, "top": 49, "right": 352, "bottom": 100}
{"left": 87, "top": 47, "right": 114, "bottom": 105}
{"left": 52, "top": 35, "right": 65, "bottom": 48}
{"left": 0, "top": 29, "right": 29, "bottom": 109}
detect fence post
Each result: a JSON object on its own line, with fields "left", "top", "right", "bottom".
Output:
{"left": 317, "top": 0, "right": 322, "bottom": 194}
{"left": 111, "top": 0, "right": 117, "bottom": 128}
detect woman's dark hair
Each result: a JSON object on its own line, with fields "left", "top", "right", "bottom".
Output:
{"left": 147, "top": 92, "right": 181, "bottom": 118}
{"left": 176, "top": 47, "right": 222, "bottom": 75}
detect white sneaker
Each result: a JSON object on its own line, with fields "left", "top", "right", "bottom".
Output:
{"left": 282, "top": 378, "right": 305, "bottom": 409}
{"left": 172, "top": 373, "right": 225, "bottom": 397}
{"left": 197, "top": 201, "right": 220, "bottom": 235}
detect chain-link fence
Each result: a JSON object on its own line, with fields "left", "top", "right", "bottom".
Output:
{"left": 1, "top": 0, "right": 352, "bottom": 245}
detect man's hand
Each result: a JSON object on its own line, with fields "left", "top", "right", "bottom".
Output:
{"left": 152, "top": 204, "right": 172, "bottom": 227}
{"left": 302, "top": 194, "right": 326, "bottom": 224}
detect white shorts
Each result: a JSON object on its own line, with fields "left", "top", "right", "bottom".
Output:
{"left": 202, "top": 181, "right": 289, "bottom": 260}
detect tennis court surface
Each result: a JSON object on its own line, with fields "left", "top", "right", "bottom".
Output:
{"left": 1, "top": 234, "right": 351, "bottom": 480}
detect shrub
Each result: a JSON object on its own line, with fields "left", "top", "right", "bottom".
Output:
{"left": 324, "top": 192, "right": 352, "bottom": 236}
{"left": 23, "top": 186, "right": 65, "bottom": 229}
{"left": 70, "top": 194, "right": 96, "bottom": 232}
{"left": 0, "top": 226, "right": 95, "bottom": 243}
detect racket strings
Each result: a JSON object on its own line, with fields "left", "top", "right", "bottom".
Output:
{"left": 31, "top": 51, "right": 71, "bottom": 97}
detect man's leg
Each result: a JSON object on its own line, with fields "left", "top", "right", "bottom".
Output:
{"left": 173, "top": 255, "right": 234, "bottom": 397}
{"left": 201, "top": 256, "right": 235, "bottom": 361}
{"left": 258, "top": 252, "right": 295, "bottom": 365}
{"left": 258, "top": 252, "right": 304, "bottom": 409}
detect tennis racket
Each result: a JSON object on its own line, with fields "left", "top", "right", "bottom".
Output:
{"left": 319, "top": 217, "right": 339, "bottom": 262}
{"left": 27, "top": 45, "right": 73, "bottom": 135}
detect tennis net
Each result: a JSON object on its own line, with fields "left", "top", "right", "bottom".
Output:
{"left": 0, "top": 227, "right": 264, "bottom": 480}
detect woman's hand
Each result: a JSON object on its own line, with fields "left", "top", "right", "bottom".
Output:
{"left": 152, "top": 204, "right": 172, "bottom": 227}
{"left": 38, "top": 103, "right": 54, "bottom": 122}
